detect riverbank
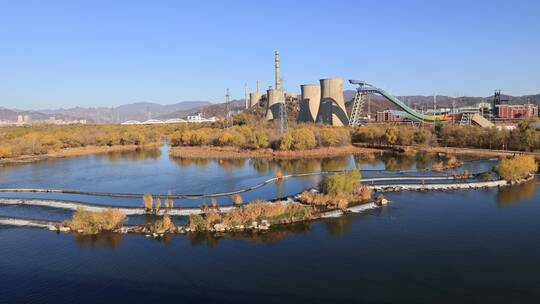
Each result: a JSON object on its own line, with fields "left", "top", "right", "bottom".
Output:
{"left": 354, "top": 142, "right": 540, "bottom": 159}
{"left": 169, "top": 145, "right": 382, "bottom": 159}
{"left": 0, "top": 143, "right": 161, "bottom": 166}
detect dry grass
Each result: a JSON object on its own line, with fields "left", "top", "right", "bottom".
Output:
{"left": 275, "top": 168, "right": 283, "bottom": 183}
{"left": 143, "top": 194, "right": 153, "bottom": 211}
{"left": 64, "top": 207, "right": 126, "bottom": 235}
{"left": 231, "top": 194, "right": 243, "bottom": 206}
{"left": 187, "top": 201, "right": 313, "bottom": 231}
{"left": 188, "top": 211, "right": 222, "bottom": 230}
{"left": 222, "top": 201, "right": 313, "bottom": 227}
{"left": 299, "top": 185, "right": 372, "bottom": 210}
{"left": 148, "top": 214, "right": 176, "bottom": 233}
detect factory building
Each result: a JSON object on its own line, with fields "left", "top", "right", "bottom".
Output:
{"left": 315, "top": 78, "right": 349, "bottom": 126}
{"left": 376, "top": 110, "right": 403, "bottom": 122}
{"left": 298, "top": 84, "right": 321, "bottom": 123}
{"left": 496, "top": 104, "right": 538, "bottom": 119}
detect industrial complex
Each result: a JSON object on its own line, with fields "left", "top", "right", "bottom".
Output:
{"left": 241, "top": 50, "right": 539, "bottom": 130}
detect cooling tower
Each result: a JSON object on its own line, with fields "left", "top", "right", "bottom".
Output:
{"left": 316, "top": 78, "right": 349, "bottom": 126}
{"left": 249, "top": 92, "right": 263, "bottom": 107}
{"left": 265, "top": 88, "right": 285, "bottom": 120}
{"left": 298, "top": 84, "right": 321, "bottom": 123}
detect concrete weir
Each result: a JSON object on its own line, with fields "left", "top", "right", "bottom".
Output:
{"left": 0, "top": 198, "right": 234, "bottom": 216}
{"left": 316, "top": 78, "right": 349, "bottom": 126}
{"left": 298, "top": 84, "right": 321, "bottom": 123}
{"left": 370, "top": 180, "right": 507, "bottom": 192}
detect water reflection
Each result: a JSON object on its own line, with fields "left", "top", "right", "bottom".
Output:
{"left": 381, "top": 153, "right": 418, "bottom": 171}
{"left": 73, "top": 232, "right": 123, "bottom": 249}
{"left": 188, "top": 222, "right": 312, "bottom": 247}
{"left": 170, "top": 157, "right": 210, "bottom": 167}
{"left": 497, "top": 177, "right": 537, "bottom": 207}
{"left": 325, "top": 216, "right": 353, "bottom": 237}
{"left": 101, "top": 148, "right": 162, "bottom": 162}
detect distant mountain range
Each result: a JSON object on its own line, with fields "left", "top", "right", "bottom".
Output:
{"left": 2, "top": 92, "right": 538, "bottom": 124}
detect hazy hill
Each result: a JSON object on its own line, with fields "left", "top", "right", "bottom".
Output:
{"left": 41, "top": 101, "right": 211, "bottom": 123}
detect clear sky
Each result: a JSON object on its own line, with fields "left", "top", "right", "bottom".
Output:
{"left": 1, "top": 0, "right": 539, "bottom": 109}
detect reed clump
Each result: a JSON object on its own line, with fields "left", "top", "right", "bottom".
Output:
{"left": 64, "top": 207, "right": 126, "bottom": 235}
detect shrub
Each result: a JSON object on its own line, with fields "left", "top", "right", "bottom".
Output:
{"left": 155, "top": 198, "right": 162, "bottom": 213}
{"left": 164, "top": 197, "right": 174, "bottom": 210}
{"left": 188, "top": 211, "right": 222, "bottom": 230}
{"left": 384, "top": 126, "right": 399, "bottom": 145}
{"left": 64, "top": 207, "right": 126, "bottom": 235}
{"left": 148, "top": 214, "right": 176, "bottom": 233}
{"left": 321, "top": 169, "right": 361, "bottom": 196}
{"left": 317, "top": 127, "right": 350, "bottom": 147}
{"left": 143, "top": 194, "right": 153, "bottom": 211}
{"left": 274, "top": 168, "right": 283, "bottom": 183}
{"left": 231, "top": 194, "right": 243, "bottom": 206}
{"left": 413, "top": 128, "right": 431, "bottom": 145}
{"left": 280, "top": 127, "right": 316, "bottom": 150}
{"left": 299, "top": 185, "right": 371, "bottom": 210}
{"left": 497, "top": 155, "right": 538, "bottom": 182}
{"left": 253, "top": 130, "right": 269, "bottom": 148}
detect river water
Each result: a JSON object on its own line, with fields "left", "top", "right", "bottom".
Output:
{"left": 1, "top": 146, "right": 539, "bottom": 303}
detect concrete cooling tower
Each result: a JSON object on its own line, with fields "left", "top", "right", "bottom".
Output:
{"left": 298, "top": 84, "right": 321, "bottom": 123}
{"left": 265, "top": 88, "right": 285, "bottom": 120}
{"left": 315, "top": 78, "right": 349, "bottom": 126}
{"left": 249, "top": 92, "right": 263, "bottom": 107}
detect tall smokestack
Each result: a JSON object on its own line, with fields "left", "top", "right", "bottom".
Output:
{"left": 275, "top": 50, "right": 281, "bottom": 90}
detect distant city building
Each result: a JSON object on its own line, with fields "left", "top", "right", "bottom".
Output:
{"left": 120, "top": 113, "right": 215, "bottom": 125}
{"left": 187, "top": 113, "right": 216, "bottom": 123}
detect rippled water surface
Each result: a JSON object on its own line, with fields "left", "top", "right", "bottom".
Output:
{"left": 1, "top": 147, "right": 539, "bottom": 303}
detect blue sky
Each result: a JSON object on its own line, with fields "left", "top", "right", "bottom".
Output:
{"left": 0, "top": 0, "right": 539, "bottom": 109}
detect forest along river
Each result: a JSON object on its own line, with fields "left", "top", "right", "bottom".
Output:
{"left": 1, "top": 145, "right": 540, "bottom": 303}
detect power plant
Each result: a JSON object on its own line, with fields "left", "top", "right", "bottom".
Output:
{"left": 246, "top": 50, "right": 538, "bottom": 129}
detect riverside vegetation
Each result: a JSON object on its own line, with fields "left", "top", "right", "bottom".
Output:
{"left": 1, "top": 114, "right": 538, "bottom": 160}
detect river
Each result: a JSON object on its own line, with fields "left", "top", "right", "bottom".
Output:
{"left": 1, "top": 146, "right": 539, "bottom": 303}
